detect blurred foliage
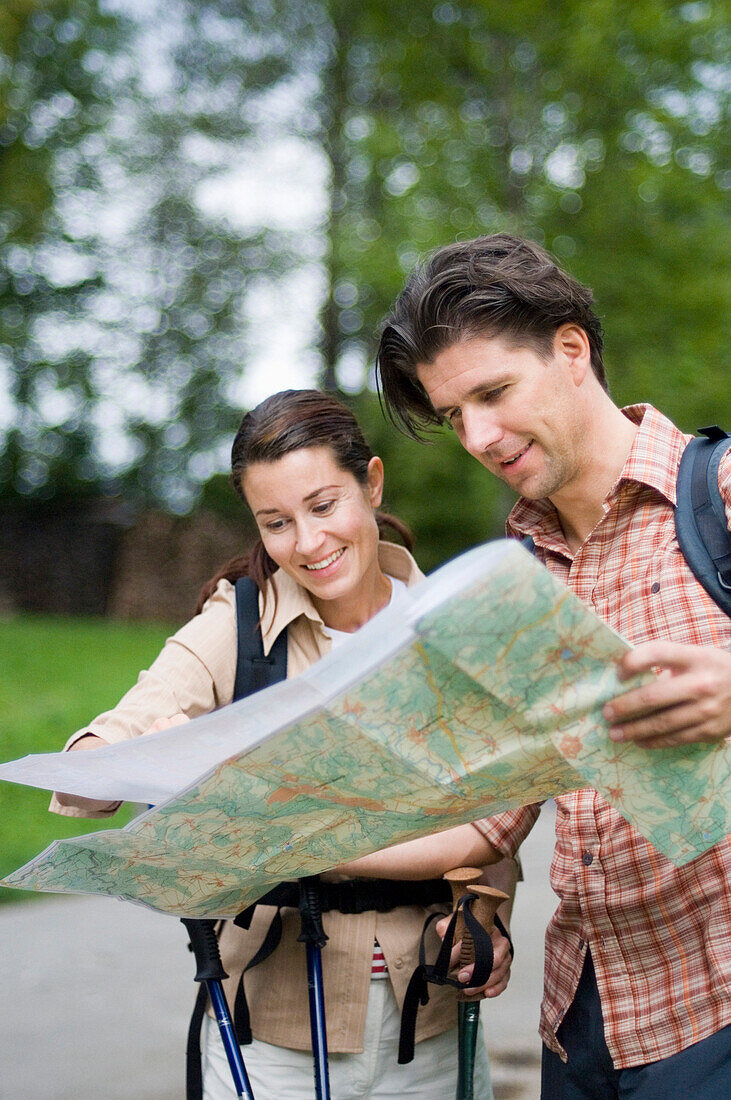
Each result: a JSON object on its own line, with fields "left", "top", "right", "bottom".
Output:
{"left": 0, "top": 0, "right": 311, "bottom": 508}
{"left": 198, "top": 468, "right": 243, "bottom": 518}
{"left": 0, "top": 0, "right": 729, "bottom": 560}
{"left": 316, "top": 0, "right": 730, "bottom": 436}
{"left": 0, "top": 0, "right": 122, "bottom": 500}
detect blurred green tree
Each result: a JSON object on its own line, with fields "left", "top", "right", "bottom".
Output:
{"left": 306, "top": 0, "right": 729, "bottom": 562}
{"left": 314, "top": 0, "right": 730, "bottom": 436}
{"left": 0, "top": 0, "right": 124, "bottom": 500}
{"left": 0, "top": 0, "right": 315, "bottom": 509}
{"left": 102, "top": 0, "right": 317, "bottom": 507}
{"left": 2, "top": 0, "right": 728, "bottom": 569}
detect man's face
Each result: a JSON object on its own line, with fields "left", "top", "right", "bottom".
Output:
{"left": 416, "top": 333, "right": 585, "bottom": 501}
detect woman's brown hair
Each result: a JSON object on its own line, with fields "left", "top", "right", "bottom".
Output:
{"left": 195, "top": 389, "right": 412, "bottom": 613}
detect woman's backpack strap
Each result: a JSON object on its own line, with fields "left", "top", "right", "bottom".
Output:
{"left": 233, "top": 576, "right": 288, "bottom": 699}
{"left": 186, "top": 576, "right": 289, "bottom": 1095}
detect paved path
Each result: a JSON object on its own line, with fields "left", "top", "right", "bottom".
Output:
{"left": 0, "top": 806, "right": 556, "bottom": 1098}
{"left": 486, "top": 802, "right": 556, "bottom": 1098}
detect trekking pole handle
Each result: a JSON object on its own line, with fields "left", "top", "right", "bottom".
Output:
{"left": 181, "top": 918, "right": 228, "bottom": 983}
{"left": 443, "top": 867, "right": 482, "bottom": 952}
{"left": 443, "top": 868, "right": 509, "bottom": 1003}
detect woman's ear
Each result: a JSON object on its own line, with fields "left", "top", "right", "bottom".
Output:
{"left": 367, "top": 456, "right": 384, "bottom": 508}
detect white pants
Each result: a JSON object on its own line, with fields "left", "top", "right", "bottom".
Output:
{"left": 202, "top": 979, "right": 493, "bottom": 1099}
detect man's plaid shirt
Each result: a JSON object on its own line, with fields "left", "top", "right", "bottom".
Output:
{"left": 476, "top": 405, "right": 731, "bottom": 1068}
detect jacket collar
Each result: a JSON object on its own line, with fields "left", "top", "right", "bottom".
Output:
{"left": 258, "top": 541, "right": 422, "bottom": 656}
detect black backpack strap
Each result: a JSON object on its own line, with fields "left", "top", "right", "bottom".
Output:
{"left": 232, "top": 909, "right": 285, "bottom": 1044}
{"left": 233, "top": 576, "right": 288, "bottom": 699}
{"left": 185, "top": 981, "right": 210, "bottom": 1099}
{"left": 675, "top": 427, "right": 731, "bottom": 617}
{"left": 186, "top": 575, "right": 289, "bottom": 1093}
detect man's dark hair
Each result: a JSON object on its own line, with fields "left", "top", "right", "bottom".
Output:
{"left": 376, "top": 233, "right": 607, "bottom": 438}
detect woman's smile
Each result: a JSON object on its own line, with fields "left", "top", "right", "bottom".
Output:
{"left": 302, "top": 547, "right": 346, "bottom": 574}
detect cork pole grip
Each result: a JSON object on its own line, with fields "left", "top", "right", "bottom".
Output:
{"left": 443, "top": 867, "right": 483, "bottom": 950}
{"left": 444, "top": 868, "right": 509, "bottom": 1003}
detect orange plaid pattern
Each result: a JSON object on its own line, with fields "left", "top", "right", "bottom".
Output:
{"left": 476, "top": 405, "right": 731, "bottom": 1068}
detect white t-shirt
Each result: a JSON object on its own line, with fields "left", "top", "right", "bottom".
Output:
{"left": 324, "top": 573, "right": 409, "bottom": 976}
{"left": 324, "top": 575, "right": 408, "bottom": 648}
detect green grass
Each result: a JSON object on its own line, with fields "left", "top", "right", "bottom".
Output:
{"left": 0, "top": 613, "right": 172, "bottom": 903}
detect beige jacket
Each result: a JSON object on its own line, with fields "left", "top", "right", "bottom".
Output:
{"left": 51, "top": 542, "right": 467, "bottom": 1051}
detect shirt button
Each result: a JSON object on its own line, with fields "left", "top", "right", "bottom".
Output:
{"left": 581, "top": 852, "right": 594, "bottom": 866}
{"left": 393, "top": 957, "right": 403, "bottom": 969}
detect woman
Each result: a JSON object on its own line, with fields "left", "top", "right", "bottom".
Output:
{"left": 53, "top": 389, "right": 513, "bottom": 1099}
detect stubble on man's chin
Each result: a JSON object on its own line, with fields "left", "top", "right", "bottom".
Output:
{"left": 498, "top": 454, "right": 576, "bottom": 504}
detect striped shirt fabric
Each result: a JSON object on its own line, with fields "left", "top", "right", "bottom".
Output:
{"left": 371, "top": 940, "right": 389, "bottom": 978}
{"left": 475, "top": 405, "right": 731, "bottom": 1069}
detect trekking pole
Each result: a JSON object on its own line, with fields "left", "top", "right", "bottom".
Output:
{"left": 181, "top": 918, "right": 255, "bottom": 1100}
{"left": 444, "top": 869, "right": 509, "bottom": 1100}
{"left": 298, "top": 876, "right": 331, "bottom": 1100}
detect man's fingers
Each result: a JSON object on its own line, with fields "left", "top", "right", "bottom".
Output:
{"left": 605, "top": 672, "right": 694, "bottom": 724}
{"left": 615, "top": 640, "right": 697, "bottom": 680}
{"left": 606, "top": 672, "right": 727, "bottom": 744}
{"left": 606, "top": 643, "right": 731, "bottom": 745}
{"left": 610, "top": 711, "right": 720, "bottom": 747}
{"left": 621, "top": 730, "right": 706, "bottom": 749}
{"left": 611, "top": 695, "right": 712, "bottom": 739}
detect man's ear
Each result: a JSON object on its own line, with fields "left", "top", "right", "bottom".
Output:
{"left": 367, "top": 456, "right": 384, "bottom": 508}
{"left": 555, "top": 324, "right": 591, "bottom": 386}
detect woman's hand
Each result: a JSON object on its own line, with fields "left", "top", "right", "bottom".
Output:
{"left": 54, "top": 733, "right": 118, "bottom": 812}
{"left": 434, "top": 914, "right": 513, "bottom": 999}
{"left": 145, "top": 712, "right": 190, "bottom": 733}
{"left": 54, "top": 713, "right": 190, "bottom": 812}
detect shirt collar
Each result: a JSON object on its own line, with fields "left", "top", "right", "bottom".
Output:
{"left": 259, "top": 541, "right": 423, "bottom": 655}
{"left": 614, "top": 403, "right": 689, "bottom": 506}
{"left": 507, "top": 403, "right": 689, "bottom": 541}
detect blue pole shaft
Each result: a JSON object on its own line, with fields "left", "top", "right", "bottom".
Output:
{"left": 305, "top": 941, "right": 331, "bottom": 1100}
{"left": 207, "top": 979, "right": 255, "bottom": 1100}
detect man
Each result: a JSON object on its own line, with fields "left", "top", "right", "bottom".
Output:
{"left": 375, "top": 234, "right": 731, "bottom": 1097}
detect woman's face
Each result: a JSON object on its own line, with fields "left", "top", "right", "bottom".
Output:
{"left": 241, "top": 445, "right": 385, "bottom": 612}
